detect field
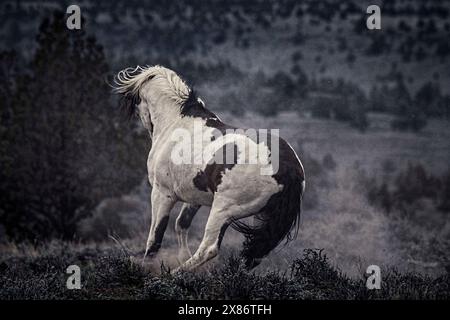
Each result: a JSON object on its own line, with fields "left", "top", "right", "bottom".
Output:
{"left": 1, "top": 112, "right": 449, "bottom": 299}
{"left": 0, "top": 242, "right": 448, "bottom": 300}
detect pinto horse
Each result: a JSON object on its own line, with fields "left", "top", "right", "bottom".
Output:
{"left": 114, "top": 66, "right": 305, "bottom": 271}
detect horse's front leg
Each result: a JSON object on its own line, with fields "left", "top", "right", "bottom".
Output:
{"left": 143, "top": 186, "right": 176, "bottom": 262}
{"left": 175, "top": 203, "right": 201, "bottom": 263}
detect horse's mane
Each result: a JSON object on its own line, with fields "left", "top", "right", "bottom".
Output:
{"left": 113, "top": 65, "right": 191, "bottom": 117}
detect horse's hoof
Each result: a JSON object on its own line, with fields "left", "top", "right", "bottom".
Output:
{"left": 172, "top": 266, "right": 187, "bottom": 274}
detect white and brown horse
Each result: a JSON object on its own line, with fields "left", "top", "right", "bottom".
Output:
{"left": 114, "top": 65, "right": 305, "bottom": 271}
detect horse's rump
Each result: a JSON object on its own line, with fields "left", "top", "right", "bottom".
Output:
{"left": 231, "top": 139, "right": 305, "bottom": 269}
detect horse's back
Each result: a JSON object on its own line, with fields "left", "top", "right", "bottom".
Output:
{"left": 149, "top": 115, "right": 305, "bottom": 211}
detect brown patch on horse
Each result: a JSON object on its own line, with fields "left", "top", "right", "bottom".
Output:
{"left": 193, "top": 143, "right": 239, "bottom": 193}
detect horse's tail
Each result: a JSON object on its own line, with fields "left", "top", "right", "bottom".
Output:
{"left": 231, "top": 173, "right": 305, "bottom": 270}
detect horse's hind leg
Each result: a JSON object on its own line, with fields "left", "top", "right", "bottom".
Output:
{"left": 176, "top": 199, "right": 253, "bottom": 272}
{"left": 143, "top": 187, "right": 176, "bottom": 262}
{"left": 175, "top": 203, "right": 200, "bottom": 263}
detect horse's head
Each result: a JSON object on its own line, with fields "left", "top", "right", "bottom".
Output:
{"left": 113, "top": 65, "right": 191, "bottom": 136}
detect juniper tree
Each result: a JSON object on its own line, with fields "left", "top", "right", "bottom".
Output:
{"left": 0, "top": 11, "right": 146, "bottom": 241}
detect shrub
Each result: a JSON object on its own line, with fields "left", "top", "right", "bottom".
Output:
{"left": 0, "top": 245, "right": 448, "bottom": 300}
{"left": 367, "top": 163, "right": 448, "bottom": 218}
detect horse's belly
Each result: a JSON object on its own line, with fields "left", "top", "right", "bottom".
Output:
{"left": 173, "top": 175, "right": 214, "bottom": 206}
{"left": 175, "top": 187, "right": 214, "bottom": 207}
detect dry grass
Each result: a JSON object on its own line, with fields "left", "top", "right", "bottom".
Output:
{"left": 0, "top": 243, "right": 448, "bottom": 300}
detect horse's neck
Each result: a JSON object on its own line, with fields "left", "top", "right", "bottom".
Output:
{"left": 149, "top": 95, "right": 218, "bottom": 141}
{"left": 150, "top": 104, "right": 181, "bottom": 141}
